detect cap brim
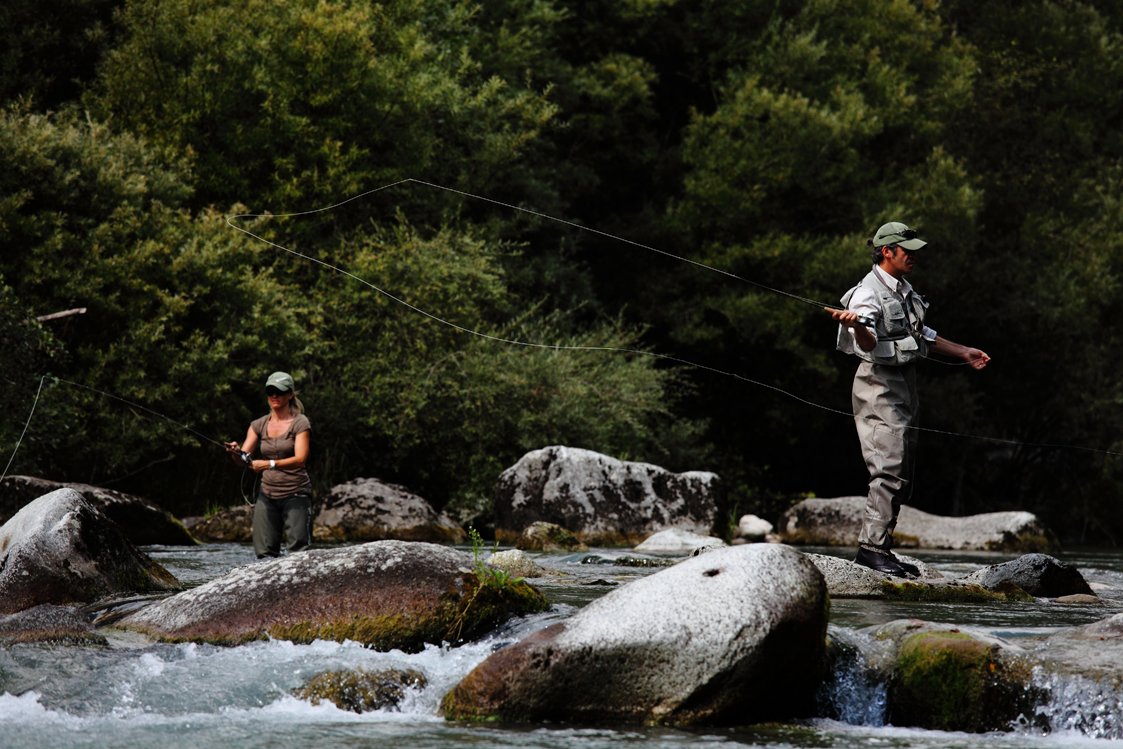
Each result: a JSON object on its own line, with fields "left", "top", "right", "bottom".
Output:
{"left": 899, "top": 238, "right": 927, "bottom": 250}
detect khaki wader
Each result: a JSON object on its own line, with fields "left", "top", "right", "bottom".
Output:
{"left": 853, "top": 360, "right": 918, "bottom": 550}
{"left": 253, "top": 490, "right": 313, "bottom": 558}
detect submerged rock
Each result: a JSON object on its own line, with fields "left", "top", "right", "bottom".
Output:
{"left": 117, "top": 540, "right": 548, "bottom": 650}
{"left": 633, "top": 528, "right": 726, "bottom": 553}
{"left": 1, "top": 475, "right": 197, "bottom": 546}
{"left": 314, "top": 478, "right": 465, "bottom": 544}
{"left": 1034, "top": 612, "right": 1123, "bottom": 688}
{"left": 514, "top": 521, "right": 588, "bottom": 552}
{"left": 495, "top": 446, "right": 720, "bottom": 547}
{"left": 441, "top": 544, "right": 828, "bottom": 725}
{"left": 0, "top": 603, "right": 107, "bottom": 646}
{"left": 293, "top": 668, "right": 427, "bottom": 713}
{"left": 0, "top": 489, "right": 182, "bottom": 615}
{"left": 779, "top": 497, "right": 1059, "bottom": 551}
{"left": 958, "top": 553, "right": 1094, "bottom": 598}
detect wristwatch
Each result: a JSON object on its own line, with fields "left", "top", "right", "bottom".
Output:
{"left": 269, "top": 460, "right": 276, "bottom": 469}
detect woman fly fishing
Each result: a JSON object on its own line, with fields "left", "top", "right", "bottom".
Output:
{"left": 225, "top": 371, "right": 313, "bottom": 558}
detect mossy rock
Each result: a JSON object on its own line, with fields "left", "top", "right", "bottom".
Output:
{"left": 119, "top": 541, "right": 548, "bottom": 651}
{"left": 881, "top": 579, "right": 1034, "bottom": 603}
{"left": 889, "top": 631, "right": 1039, "bottom": 731}
{"left": 293, "top": 668, "right": 427, "bottom": 712}
{"left": 514, "top": 522, "right": 588, "bottom": 552}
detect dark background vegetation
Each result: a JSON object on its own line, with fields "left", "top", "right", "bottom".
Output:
{"left": 2, "top": 0, "right": 1122, "bottom": 543}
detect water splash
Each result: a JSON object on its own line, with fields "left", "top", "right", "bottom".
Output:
{"left": 815, "top": 625, "right": 890, "bottom": 726}
{"left": 1023, "top": 666, "right": 1123, "bottom": 739}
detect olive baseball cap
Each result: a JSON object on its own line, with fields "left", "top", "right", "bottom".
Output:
{"left": 873, "top": 221, "right": 927, "bottom": 250}
{"left": 265, "top": 371, "right": 295, "bottom": 392}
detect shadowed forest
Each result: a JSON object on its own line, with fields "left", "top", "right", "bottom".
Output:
{"left": 2, "top": 0, "right": 1122, "bottom": 543}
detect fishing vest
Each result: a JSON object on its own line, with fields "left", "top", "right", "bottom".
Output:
{"left": 836, "top": 267, "right": 930, "bottom": 366}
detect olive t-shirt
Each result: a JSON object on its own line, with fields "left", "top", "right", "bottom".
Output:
{"left": 250, "top": 413, "right": 312, "bottom": 498}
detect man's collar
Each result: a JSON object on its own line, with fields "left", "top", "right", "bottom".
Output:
{"left": 873, "top": 264, "right": 912, "bottom": 295}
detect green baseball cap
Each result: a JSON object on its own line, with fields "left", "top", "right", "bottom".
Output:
{"left": 873, "top": 221, "right": 927, "bottom": 250}
{"left": 265, "top": 371, "right": 295, "bottom": 392}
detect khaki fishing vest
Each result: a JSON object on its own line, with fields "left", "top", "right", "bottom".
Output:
{"left": 836, "top": 267, "right": 929, "bottom": 366}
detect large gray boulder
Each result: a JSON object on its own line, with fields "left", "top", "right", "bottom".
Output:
{"left": 1, "top": 475, "right": 197, "bottom": 546}
{"left": 0, "top": 489, "right": 182, "bottom": 614}
{"left": 779, "top": 497, "right": 1059, "bottom": 551}
{"left": 118, "top": 540, "right": 547, "bottom": 650}
{"left": 314, "top": 478, "right": 465, "bottom": 544}
{"left": 495, "top": 446, "right": 720, "bottom": 547}
{"left": 441, "top": 544, "right": 828, "bottom": 725}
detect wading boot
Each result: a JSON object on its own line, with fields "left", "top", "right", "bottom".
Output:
{"left": 854, "top": 545, "right": 915, "bottom": 578}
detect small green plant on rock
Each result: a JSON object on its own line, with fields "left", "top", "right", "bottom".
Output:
{"left": 469, "top": 526, "right": 523, "bottom": 590}
{"left": 444, "top": 528, "right": 534, "bottom": 644}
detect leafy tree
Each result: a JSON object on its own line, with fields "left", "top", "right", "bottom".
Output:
{"left": 0, "top": 106, "right": 308, "bottom": 510}
{"left": 87, "top": 0, "right": 559, "bottom": 229}
{"left": 0, "top": 0, "right": 120, "bottom": 110}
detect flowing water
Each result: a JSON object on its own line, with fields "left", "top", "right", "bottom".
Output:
{"left": 3, "top": 544, "right": 1123, "bottom": 748}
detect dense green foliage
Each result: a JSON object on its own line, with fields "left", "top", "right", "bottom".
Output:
{"left": 2, "top": 0, "right": 1123, "bottom": 542}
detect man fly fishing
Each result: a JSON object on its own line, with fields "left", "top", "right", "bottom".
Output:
{"left": 830, "top": 222, "right": 990, "bottom": 577}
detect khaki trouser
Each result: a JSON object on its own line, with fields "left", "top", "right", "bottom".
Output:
{"left": 253, "top": 490, "right": 313, "bottom": 558}
{"left": 852, "top": 361, "right": 918, "bottom": 550}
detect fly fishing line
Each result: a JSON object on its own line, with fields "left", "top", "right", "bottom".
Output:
{"left": 225, "top": 179, "right": 1122, "bottom": 459}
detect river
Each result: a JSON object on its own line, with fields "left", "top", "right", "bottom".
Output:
{"left": 3, "top": 544, "right": 1122, "bottom": 748}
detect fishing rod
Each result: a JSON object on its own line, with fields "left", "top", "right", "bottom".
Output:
{"left": 225, "top": 179, "right": 1122, "bottom": 459}
{"left": 1, "top": 376, "right": 257, "bottom": 498}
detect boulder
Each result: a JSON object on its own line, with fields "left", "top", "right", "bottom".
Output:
{"left": 293, "top": 668, "right": 427, "bottom": 713}
{"left": 514, "top": 521, "right": 588, "bottom": 552}
{"left": 778, "top": 497, "right": 1059, "bottom": 551}
{"left": 118, "top": 540, "right": 548, "bottom": 650}
{"left": 189, "top": 505, "right": 254, "bottom": 543}
{"left": 633, "top": 528, "right": 726, "bottom": 554}
{"left": 314, "top": 478, "right": 465, "bottom": 544}
{"left": 957, "top": 553, "right": 1094, "bottom": 598}
{"left": 1, "top": 475, "right": 197, "bottom": 546}
{"left": 495, "top": 446, "right": 720, "bottom": 547}
{"left": 0, "top": 603, "right": 107, "bottom": 646}
{"left": 441, "top": 544, "right": 829, "bottom": 725}
{"left": 0, "top": 489, "right": 182, "bottom": 615}
{"left": 806, "top": 553, "right": 1038, "bottom": 602}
